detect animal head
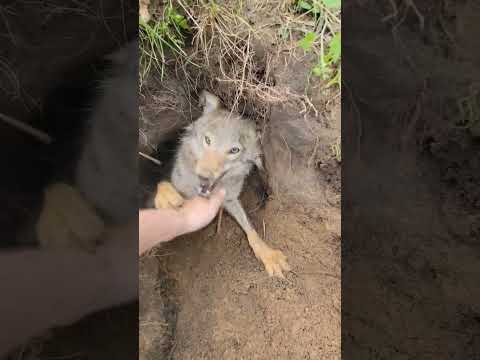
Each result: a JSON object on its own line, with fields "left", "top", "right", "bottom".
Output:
{"left": 182, "top": 90, "right": 263, "bottom": 196}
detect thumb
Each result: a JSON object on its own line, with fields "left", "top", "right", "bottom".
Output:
{"left": 209, "top": 188, "right": 226, "bottom": 208}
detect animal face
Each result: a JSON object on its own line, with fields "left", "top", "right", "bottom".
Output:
{"left": 183, "top": 91, "right": 262, "bottom": 196}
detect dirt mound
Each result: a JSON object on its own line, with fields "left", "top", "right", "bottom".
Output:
{"left": 140, "top": 169, "right": 340, "bottom": 359}
{"left": 160, "top": 188, "right": 340, "bottom": 359}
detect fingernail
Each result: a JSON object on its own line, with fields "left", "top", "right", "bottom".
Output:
{"left": 219, "top": 188, "right": 226, "bottom": 197}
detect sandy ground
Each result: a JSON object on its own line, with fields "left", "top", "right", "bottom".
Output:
{"left": 141, "top": 183, "right": 341, "bottom": 360}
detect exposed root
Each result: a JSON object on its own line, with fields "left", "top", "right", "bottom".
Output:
{"left": 168, "top": 0, "right": 321, "bottom": 122}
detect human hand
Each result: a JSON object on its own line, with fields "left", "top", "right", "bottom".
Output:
{"left": 178, "top": 188, "right": 226, "bottom": 235}
{"left": 139, "top": 188, "right": 226, "bottom": 254}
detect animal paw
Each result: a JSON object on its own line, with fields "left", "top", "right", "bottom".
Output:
{"left": 35, "top": 183, "right": 105, "bottom": 252}
{"left": 258, "top": 247, "right": 291, "bottom": 278}
{"left": 154, "top": 181, "right": 184, "bottom": 209}
{"left": 247, "top": 231, "right": 291, "bottom": 278}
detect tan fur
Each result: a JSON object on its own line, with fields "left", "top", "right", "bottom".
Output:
{"left": 139, "top": 0, "right": 151, "bottom": 22}
{"left": 247, "top": 231, "right": 291, "bottom": 278}
{"left": 155, "top": 90, "right": 291, "bottom": 278}
{"left": 195, "top": 150, "right": 226, "bottom": 180}
{"left": 36, "top": 183, "right": 105, "bottom": 252}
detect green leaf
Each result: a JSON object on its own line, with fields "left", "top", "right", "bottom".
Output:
{"left": 312, "top": 58, "right": 332, "bottom": 79}
{"left": 322, "top": 0, "right": 341, "bottom": 9}
{"left": 327, "top": 32, "right": 341, "bottom": 64}
{"left": 298, "top": 32, "right": 316, "bottom": 51}
{"left": 176, "top": 16, "right": 191, "bottom": 31}
{"left": 312, "top": 64, "right": 323, "bottom": 77}
{"left": 298, "top": 0, "right": 313, "bottom": 10}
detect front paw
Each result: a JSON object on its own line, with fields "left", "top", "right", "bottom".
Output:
{"left": 36, "top": 183, "right": 105, "bottom": 251}
{"left": 258, "top": 247, "right": 291, "bottom": 278}
{"left": 248, "top": 232, "right": 291, "bottom": 278}
{"left": 154, "top": 181, "right": 184, "bottom": 209}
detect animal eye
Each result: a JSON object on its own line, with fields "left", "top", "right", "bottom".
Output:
{"left": 229, "top": 147, "right": 240, "bottom": 154}
{"left": 204, "top": 136, "right": 211, "bottom": 145}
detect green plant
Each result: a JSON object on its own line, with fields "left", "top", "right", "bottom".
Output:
{"left": 295, "top": 0, "right": 341, "bottom": 88}
{"left": 139, "top": 3, "right": 192, "bottom": 85}
{"left": 313, "top": 31, "right": 341, "bottom": 87}
{"left": 298, "top": 31, "right": 317, "bottom": 51}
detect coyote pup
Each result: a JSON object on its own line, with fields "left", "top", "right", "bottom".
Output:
{"left": 155, "top": 91, "right": 291, "bottom": 278}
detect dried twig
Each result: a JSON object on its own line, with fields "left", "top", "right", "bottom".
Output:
{"left": 139, "top": 151, "right": 162, "bottom": 165}
{"left": 216, "top": 206, "right": 223, "bottom": 235}
{"left": 0, "top": 112, "right": 52, "bottom": 144}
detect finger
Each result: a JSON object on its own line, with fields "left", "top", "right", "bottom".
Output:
{"left": 209, "top": 188, "right": 226, "bottom": 207}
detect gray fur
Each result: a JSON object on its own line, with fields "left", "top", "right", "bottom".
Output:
{"left": 171, "top": 92, "right": 262, "bottom": 204}
{"left": 171, "top": 91, "right": 264, "bottom": 239}
{"left": 75, "top": 41, "right": 138, "bottom": 223}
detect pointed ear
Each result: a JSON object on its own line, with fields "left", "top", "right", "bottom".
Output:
{"left": 199, "top": 90, "right": 221, "bottom": 114}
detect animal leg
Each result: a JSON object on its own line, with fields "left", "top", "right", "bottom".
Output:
{"left": 224, "top": 198, "right": 291, "bottom": 278}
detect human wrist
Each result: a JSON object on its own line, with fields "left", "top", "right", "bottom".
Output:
{"left": 176, "top": 207, "right": 193, "bottom": 236}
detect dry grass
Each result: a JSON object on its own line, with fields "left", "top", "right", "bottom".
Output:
{"left": 175, "top": 0, "right": 276, "bottom": 117}
{"left": 0, "top": 112, "right": 53, "bottom": 143}
{"left": 382, "top": 0, "right": 425, "bottom": 30}
{"left": 5, "top": 333, "right": 49, "bottom": 360}
{"left": 0, "top": 56, "right": 21, "bottom": 99}
{"left": 150, "top": 0, "right": 325, "bottom": 122}
{"left": 139, "top": 0, "right": 341, "bottom": 166}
